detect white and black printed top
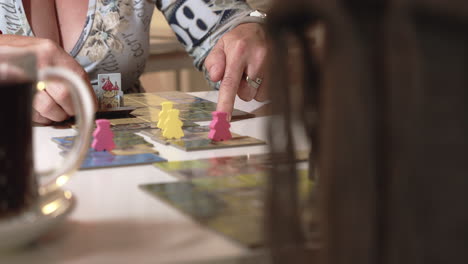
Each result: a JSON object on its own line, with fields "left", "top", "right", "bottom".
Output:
{"left": 0, "top": 0, "right": 262, "bottom": 93}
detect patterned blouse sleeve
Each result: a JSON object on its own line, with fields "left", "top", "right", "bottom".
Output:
{"left": 155, "top": 0, "right": 264, "bottom": 70}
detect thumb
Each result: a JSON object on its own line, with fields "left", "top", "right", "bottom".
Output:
{"left": 204, "top": 41, "right": 226, "bottom": 82}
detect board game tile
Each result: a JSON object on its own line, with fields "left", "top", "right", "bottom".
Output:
{"left": 53, "top": 130, "right": 157, "bottom": 155}
{"left": 122, "top": 91, "right": 256, "bottom": 122}
{"left": 210, "top": 135, "right": 265, "bottom": 147}
{"left": 111, "top": 144, "right": 157, "bottom": 155}
{"left": 113, "top": 130, "right": 154, "bottom": 148}
{"left": 176, "top": 102, "right": 217, "bottom": 111}
{"left": 176, "top": 135, "right": 264, "bottom": 151}
{"left": 51, "top": 136, "right": 74, "bottom": 150}
{"left": 139, "top": 170, "right": 313, "bottom": 248}
{"left": 78, "top": 151, "right": 166, "bottom": 169}
{"left": 111, "top": 122, "right": 157, "bottom": 131}
{"left": 180, "top": 112, "right": 212, "bottom": 121}
{"left": 109, "top": 117, "right": 149, "bottom": 125}
{"left": 122, "top": 93, "right": 147, "bottom": 98}
{"left": 145, "top": 101, "right": 170, "bottom": 108}
{"left": 129, "top": 107, "right": 159, "bottom": 115}
{"left": 122, "top": 100, "right": 147, "bottom": 108}
{"left": 52, "top": 131, "right": 166, "bottom": 170}
{"left": 140, "top": 126, "right": 265, "bottom": 151}
{"left": 155, "top": 91, "right": 195, "bottom": 99}
{"left": 169, "top": 97, "right": 206, "bottom": 104}
{"left": 138, "top": 115, "right": 160, "bottom": 123}
{"left": 134, "top": 94, "right": 167, "bottom": 103}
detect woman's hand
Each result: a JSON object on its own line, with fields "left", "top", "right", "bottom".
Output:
{"left": 204, "top": 23, "right": 268, "bottom": 119}
{"left": 1, "top": 35, "right": 97, "bottom": 124}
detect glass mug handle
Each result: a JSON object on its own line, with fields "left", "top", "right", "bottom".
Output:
{"left": 36, "top": 68, "right": 95, "bottom": 195}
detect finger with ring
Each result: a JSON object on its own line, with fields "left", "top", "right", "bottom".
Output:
{"left": 246, "top": 75, "right": 263, "bottom": 89}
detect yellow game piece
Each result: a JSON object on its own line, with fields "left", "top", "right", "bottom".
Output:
{"left": 163, "top": 109, "right": 184, "bottom": 139}
{"left": 157, "top": 101, "right": 173, "bottom": 129}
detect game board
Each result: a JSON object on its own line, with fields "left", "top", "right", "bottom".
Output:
{"left": 65, "top": 92, "right": 260, "bottom": 152}
{"left": 119, "top": 92, "right": 254, "bottom": 127}
{"left": 140, "top": 126, "right": 265, "bottom": 151}
{"left": 53, "top": 91, "right": 262, "bottom": 167}
{"left": 139, "top": 169, "right": 314, "bottom": 248}
{"left": 52, "top": 130, "right": 166, "bottom": 169}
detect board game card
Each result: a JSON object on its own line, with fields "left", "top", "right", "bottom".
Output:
{"left": 70, "top": 150, "right": 166, "bottom": 169}
{"left": 52, "top": 130, "right": 167, "bottom": 169}
{"left": 122, "top": 92, "right": 255, "bottom": 121}
{"left": 139, "top": 170, "right": 314, "bottom": 248}
{"left": 97, "top": 73, "right": 122, "bottom": 110}
{"left": 140, "top": 126, "right": 266, "bottom": 151}
{"left": 52, "top": 130, "right": 157, "bottom": 153}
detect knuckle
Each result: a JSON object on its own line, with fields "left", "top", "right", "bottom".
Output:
{"left": 239, "top": 88, "right": 254, "bottom": 102}
{"left": 40, "top": 39, "right": 58, "bottom": 54}
{"left": 234, "top": 39, "right": 248, "bottom": 55}
{"left": 34, "top": 93, "right": 54, "bottom": 114}
{"left": 220, "top": 76, "right": 237, "bottom": 90}
{"left": 53, "top": 84, "right": 71, "bottom": 103}
{"left": 255, "top": 46, "right": 268, "bottom": 62}
{"left": 239, "top": 94, "right": 252, "bottom": 102}
{"left": 39, "top": 101, "right": 55, "bottom": 115}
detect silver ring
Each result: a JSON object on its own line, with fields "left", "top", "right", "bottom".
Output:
{"left": 246, "top": 75, "right": 263, "bottom": 89}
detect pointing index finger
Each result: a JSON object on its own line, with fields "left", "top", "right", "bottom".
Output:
{"left": 216, "top": 55, "right": 245, "bottom": 119}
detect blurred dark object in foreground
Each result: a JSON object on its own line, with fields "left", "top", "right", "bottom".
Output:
{"left": 266, "top": 0, "right": 468, "bottom": 264}
{"left": 95, "top": 106, "right": 136, "bottom": 119}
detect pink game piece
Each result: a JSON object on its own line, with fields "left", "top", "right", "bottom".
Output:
{"left": 208, "top": 111, "right": 232, "bottom": 141}
{"left": 92, "top": 119, "right": 115, "bottom": 151}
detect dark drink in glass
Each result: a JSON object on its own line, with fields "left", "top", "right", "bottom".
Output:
{"left": 0, "top": 80, "right": 37, "bottom": 217}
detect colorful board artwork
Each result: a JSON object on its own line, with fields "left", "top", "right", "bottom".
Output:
{"left": 52, "top": 130, "right": 166, "bottom": 169}
{"left": 139, "top": 169, "right": 314, "bottom": 248}
{"left": 121, "top": 92, "right": 254, "bottom": 125}
{"left": 140, "top": 126, "right": 265, "bottom": 151}
{"left": 53, "top": 91, "right": 262, "bottom": 168}
{"left": 65, "top": 92, "right": 262, "bottom": 153}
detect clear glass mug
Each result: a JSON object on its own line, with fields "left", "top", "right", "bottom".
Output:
{"left": 0, "top": 47, "right": 94, "bottom": 218}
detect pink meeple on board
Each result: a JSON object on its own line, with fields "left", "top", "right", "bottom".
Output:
{"left": 208, "top": 111, "right": 232, "bottom": 141}
{"left": 92, "top": 119, "right": 115, "bottom": 151}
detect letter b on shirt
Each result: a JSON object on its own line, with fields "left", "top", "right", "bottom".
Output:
{"left": 170, "top": 0, "right": 219, "bottom": 48}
